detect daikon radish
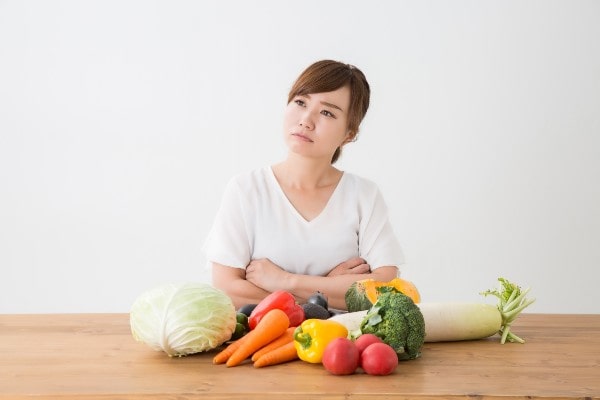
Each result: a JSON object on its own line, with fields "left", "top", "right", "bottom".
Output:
{"left": 329, "top": 278, "right": 535, "bottom": 344}
{"left": 419, "top": 302, "right": 502, "bottom": 342}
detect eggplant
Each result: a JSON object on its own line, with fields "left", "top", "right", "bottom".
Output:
{"left": 307, "top": 291, "right": 329, "bottom": 310}
{"left": 237, "top": 303, "right": 258, "bottom": 317}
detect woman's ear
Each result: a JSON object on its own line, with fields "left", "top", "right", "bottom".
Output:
{"left": 344, "top": 130, "right": 357, "bottom": 144}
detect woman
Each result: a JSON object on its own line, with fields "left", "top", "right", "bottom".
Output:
{"left": 203, "top": 60, "right": 404, "bottom": 310}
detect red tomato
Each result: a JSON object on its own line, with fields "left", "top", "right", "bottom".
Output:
{"left": 360, "top": 343, "right": 398, "bottom": 376}
{"left": 322, "top": 337, "right": 360, "bottom": 375}
{"left": 354, "top": 334, "right": 383, "bottom": 355}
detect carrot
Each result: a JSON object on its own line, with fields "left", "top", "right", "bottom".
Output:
{"left": 225, "top": 308, "right": 290, "bottom": 367}
{"left": 253, "top": 341, "right": 298, "bottom": 368}
{"left": 251, "top": 327, "right": 295, "bottom": 362}
{"left": 213, "top": 334, "right": 251, "bottom": 364}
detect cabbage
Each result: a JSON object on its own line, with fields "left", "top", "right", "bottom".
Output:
{"left": 130, "top": 282, "right": 236, "bottom": 357}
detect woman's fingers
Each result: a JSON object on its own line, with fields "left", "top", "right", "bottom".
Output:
{"left": 352, "top": 263, "right": 371, "bottom": 274}
{"left": 328, "top": 258, "right": 371, "bottom": 276}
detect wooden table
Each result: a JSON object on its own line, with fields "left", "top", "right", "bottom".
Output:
{"left": 1, "top": 313, "right": 599, "bottom": 399}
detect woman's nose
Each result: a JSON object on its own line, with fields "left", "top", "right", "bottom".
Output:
{"left": 299, "top": 111, "right": 314, "bottom": 130}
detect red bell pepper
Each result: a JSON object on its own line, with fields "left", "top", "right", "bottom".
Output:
{"left": 248, "top": 290, "right": 305, "bottom": 329}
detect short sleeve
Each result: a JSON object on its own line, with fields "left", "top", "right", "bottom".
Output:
{"left": 201, "top": 178, "right": 252, "bottom": 269}
{"left": 358, "top": 184, "right": 405, "bottom": 271}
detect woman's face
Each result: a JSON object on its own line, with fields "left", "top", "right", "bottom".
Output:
{"left": 283, "top": 85, "right": 351, "bottom": 162}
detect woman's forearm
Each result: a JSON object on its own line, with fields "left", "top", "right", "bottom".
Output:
{"left": 213, "top": 260, "right": 398, "bottom": 311}
{"left": 220, "top": 279, "right": 272, "bottom": 309}
{"left": 211, "top": 262, "right": 271, "bottom": 309}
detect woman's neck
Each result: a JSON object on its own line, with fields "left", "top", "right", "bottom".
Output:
{"left": 272, "top": 156, "right": 341, "bottom": 190}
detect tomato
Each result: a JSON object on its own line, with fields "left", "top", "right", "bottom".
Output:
{"left": 354, "top": 334, "right": 383, "bottom": 356}
{"left": 360, "top": 343, "right": 398, "bottom": 376}
{"left": 322, "top": 337, "right": 360, "bottom": 375}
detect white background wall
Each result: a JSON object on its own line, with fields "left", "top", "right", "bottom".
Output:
{"left": 1, "top": 1, "right": 599, "bottom": 314}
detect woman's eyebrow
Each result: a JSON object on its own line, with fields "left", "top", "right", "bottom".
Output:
{"left": 320, "top": 101, "right": 343, "bottom": 112}
{"left": 299, "top": 94, "right": 344, "bottom": 112}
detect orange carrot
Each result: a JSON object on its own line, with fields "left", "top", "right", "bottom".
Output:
{"left": 253, "top": 341, "right": 298, "bottom": 368}
{"left": 226, "top": 308, "right": 290, "bottom": 367}
{"left": 251, "top": 327, "right": 296, "bottom": 362}
{"left": 213, "top": 334, "right": 251, "bottom": 364}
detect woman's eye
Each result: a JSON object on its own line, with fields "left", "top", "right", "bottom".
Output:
{"left": 321, "top": 110, "right": 335, "bottom": 118}
{"left": 294, "top": 99, "right": 305, "bottom": 107}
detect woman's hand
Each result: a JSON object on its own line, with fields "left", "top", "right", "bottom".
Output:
{"left": 327, "top": 256, "right": 371, "bottom": 277}
{"left": 245, "top": 258, "right": 290, "bottom": 293}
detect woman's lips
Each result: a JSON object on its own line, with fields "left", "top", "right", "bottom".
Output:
{"left": 291, "top": 132, "right": 314, "bottom": 142}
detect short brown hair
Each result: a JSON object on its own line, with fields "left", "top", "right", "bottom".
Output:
{"left": 287, "top": 60, "right": 370, "bottom": 164}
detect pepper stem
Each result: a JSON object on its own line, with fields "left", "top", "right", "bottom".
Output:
{"left": 293, "top": 327, "right": 312, "bottom": 349}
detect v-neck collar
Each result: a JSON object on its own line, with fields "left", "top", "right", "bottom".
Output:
{"left": 267, "top": 166, "right": 346, "bottom": 225}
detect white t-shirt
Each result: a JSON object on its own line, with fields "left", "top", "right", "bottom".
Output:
{"left": 203, "top": 167, "right": 404, "bottom": 276}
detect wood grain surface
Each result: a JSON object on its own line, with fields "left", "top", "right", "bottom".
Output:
{"left": 1, "top": 313, "right": 599, "bottom": 399}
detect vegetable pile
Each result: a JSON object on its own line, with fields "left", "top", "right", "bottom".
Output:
{"left": 131, "top": 276, "right": 534, "bottom": 377}
{"left": 213, "top": 292, "right": 401, "bottom": 375}
{"left": 211, "top": 290, "right": 347, "bottom": 368}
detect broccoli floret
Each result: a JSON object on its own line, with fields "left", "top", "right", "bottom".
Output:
{"left": 360, "top": 288, "right": 425, "bottom": 360}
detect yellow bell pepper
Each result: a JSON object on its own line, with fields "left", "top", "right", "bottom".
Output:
{"left": 293, "top": 319, "right": 348, "bottom": 363}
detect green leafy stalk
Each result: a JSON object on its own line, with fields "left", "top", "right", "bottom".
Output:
{"left": 481, "top": 277, "right": 535, "bottom": 344}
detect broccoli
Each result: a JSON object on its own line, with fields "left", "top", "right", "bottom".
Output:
{"left": 360, "top": 287, "right": 425, "bottom": 360}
